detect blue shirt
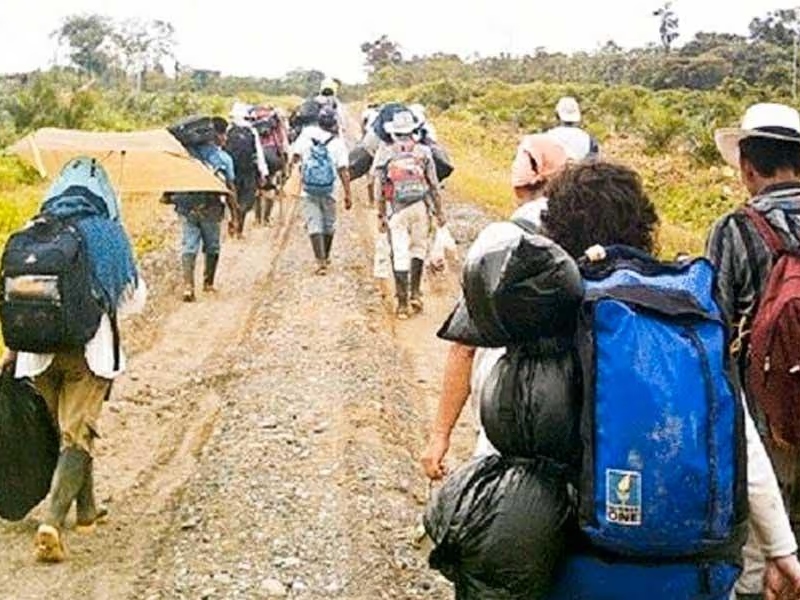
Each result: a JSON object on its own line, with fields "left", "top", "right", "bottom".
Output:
{"left": 172, "top": 144, "right": 235, "bottom": 218}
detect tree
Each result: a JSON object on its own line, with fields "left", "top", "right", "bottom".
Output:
{"left": 53, "top": 14, "right": 115, "bottom": 77}
{"left": 360, "top": 35, "right": 403, "bottom": 71}
{"left": 653, "top": 2, "right": 680, "bottom": 52}
{"left": 749, "top": 9, "right": 799, "bottom": 46}
{"left": 112, "top": 19, "right": 176, "bottom": 91}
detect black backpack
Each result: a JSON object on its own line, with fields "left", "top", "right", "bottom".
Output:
{"left": 226, "top": 125, "right": 258, "bottom": 178}
{"left": 0, "top": 216, "right": 104, "bottom": 353}
{"left": 168, "top": 115, "right": 216, "bottom": 148}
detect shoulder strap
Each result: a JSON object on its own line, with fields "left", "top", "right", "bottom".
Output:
{"left": 743, "top": 206, "right": 786, "bottom": 255}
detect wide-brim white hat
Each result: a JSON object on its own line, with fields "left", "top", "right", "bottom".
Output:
{"left": 556, "top": 96, "right": 581, "bottom": 124}
{"left": 384, "top": 110, "right": 419, "bottom": 135}
{"left": 715, "top": 103, "right": 800, "bottom": 167}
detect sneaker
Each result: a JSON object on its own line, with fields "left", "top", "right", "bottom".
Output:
{"left": 34, "top": 524, "right": 66, "bottom": 563}
{"left": 182, "top": 286, "right": 196, "bottom": 303}
{"left": 396, "top": 305, "right": 410, "bottom": 320}
{"left": 410, "top": 297, "right": 424, "bottom": 314}
{"left": 202, "top": 283, "right": 217, "bottom": 294}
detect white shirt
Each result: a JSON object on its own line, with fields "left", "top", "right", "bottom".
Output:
{"left": 290, "top": 126, "right": 349, "bottom": 191}
{"left": 15, "top": 279, "right": 148, "bottom": 380}
{"left": 547, "top": 125, "right": 594, "bottom": 161}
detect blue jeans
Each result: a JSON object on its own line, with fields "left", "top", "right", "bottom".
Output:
{"left": 302, "top": 194, "right": 337, "bottom": 235}
{"left": 182, "top": 214, "right": 221, "bottom": 256}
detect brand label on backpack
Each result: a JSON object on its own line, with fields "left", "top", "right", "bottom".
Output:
{"left": 606, "top": 469, "right": 642, "bottom": 526}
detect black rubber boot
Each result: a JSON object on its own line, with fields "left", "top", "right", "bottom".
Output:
{"left": 203, "top": 253, "right": 220, "bottom": 293}
{"left": 410, "top": 258, "right": 424, "bottom": 313}
{"left": 263, "top": 195, "right": 275, "bottom": 225}
{"left": 182, "top": 254, "right": 196, "bottom": 302}
{"left": 36, "top": 447, "right": 91, "bottom": 562}
{"left": 323, "top": 234, "right": 334, "bottom": 265}
{"left": 394, "top": 270, "right": 410, "bottom": 320}
{"left": 75, "top": 456, "right": 108, "bottom": 534}
{"left": 310, "top": 234, "right": 327, "bottom": 275}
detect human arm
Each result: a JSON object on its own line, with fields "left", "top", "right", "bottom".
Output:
{"left": 334, "top": 139, "right": 352, "bottom": 210}
{"left": 338, "top": 167, "right": 352, "bottom": 210}
{"left": 1, "top": 350, "right": 17, "bottom": 371}
{"left": 421, "top": 342, "right": 477, "bottom": 480}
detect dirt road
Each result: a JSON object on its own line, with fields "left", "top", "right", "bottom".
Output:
{"left": 0, "top": 118, "right": 488, "bottom": 598}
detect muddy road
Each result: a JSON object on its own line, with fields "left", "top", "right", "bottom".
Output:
{"left": 0, "top": 115, "right": 490, "bottom": 599}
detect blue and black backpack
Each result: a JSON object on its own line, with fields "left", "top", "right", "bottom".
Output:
{"left": 301, "top": 137, "right": 336, "bottom": 197}
{"left": 553, "top": 246, "right": 749, "bottom": 599}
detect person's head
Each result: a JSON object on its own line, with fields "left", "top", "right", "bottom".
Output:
{"left": 384, "top": 110, "right": 418, "bottom": 141}
{"left": 542, "top": 162, "right": 659, "bottom": 259}
{"left": 212, "top": 116, "right": 228, "bottom": 146}
{"left": 556, "top": 96, "right": 581, "bottom": 125}
{"left": 716, "top": 103, "right": 800, "bottom": 196}
{"left": 318, "top": 107, "right": 338, "bottom": 133}
{"left": 320, "top": 77, "right": 338, "bottom": 97}
{"left": 511, "top": 134, "right": 569, "bottom": 205}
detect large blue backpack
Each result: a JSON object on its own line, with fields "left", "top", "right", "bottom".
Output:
{"left": 575, "top": 246, "right": 748, "bottom": 563}
{"left": 301, "top": 137, "right": 336, "bottom": 197}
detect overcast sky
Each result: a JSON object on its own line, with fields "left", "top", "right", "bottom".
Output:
{"left": 0, "top": 0, "right": 794, "bottom": 82}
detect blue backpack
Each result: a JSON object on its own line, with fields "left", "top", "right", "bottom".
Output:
{"left": 575, "top": 246, "right": 748, "bottom": 562}
{"left": 302, "top": 137, "right": 336, "bottom": 196}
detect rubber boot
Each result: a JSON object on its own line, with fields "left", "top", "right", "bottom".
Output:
{"left": 409, "top": 258, "right": 424, "bottom": 314}
{"left": 394, "top": 270, "right": 410, "bottom": 320}
{"left": 323, "top": 234, "right": 334, "bottom": 266}
{"left": 310, "top": 234, "right": 327, "bottom": 275}
{"left": 203, "top": 253, "right": 220, "bottom": 293}
{"left": 182, "top": 254, "right": 196, "bottom": 302}
{"left": 35, "top": 447, "right": 90, "bottom": 563}
{"left": 75, "top": 457, "right": 108, "bottom": 534}
{"left": 263, "top": 195, "right": 275, "bottom": 225}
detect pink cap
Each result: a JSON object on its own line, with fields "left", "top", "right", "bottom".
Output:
{"left": 511, "top": 134, "right": 569, "bottom": 188}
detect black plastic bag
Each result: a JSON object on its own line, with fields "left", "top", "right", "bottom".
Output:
{"left": 439, "top": 223, "right": 583, "bottom": 347}
{"left": 425, "top": 455, "right": 573, "bottom": 600}
{"left": 480, "top": 344, "right": 581, "bottom": 466}
{"left": 348, "top": 144, "right": 373, "bottom": 180}
{"left": 430, "top": 143, "right": 454, "bottom": 181}
{"left": 0, "top": 370, "right": 59, "bottom": 521}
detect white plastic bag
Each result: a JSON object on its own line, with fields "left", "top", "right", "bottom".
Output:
{"left": 373, "top": 234, "right": 392, "bottom": 279}
{"left": 429, "top": 225, "right": 458, "bottom": 271}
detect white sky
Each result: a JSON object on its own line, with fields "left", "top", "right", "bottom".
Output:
{"left": 0, "top": 0, "right": 794, "bottom": 83}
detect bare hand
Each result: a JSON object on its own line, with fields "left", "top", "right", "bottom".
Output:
{"left": 421, "top": 433, "right": 450, "bottom": 480}
{"left": 344, "top": 193, "right": 353, "bottom": 211}
{"left": 436, "top": 214, "right": 447, "bottom": 228}
{"left": 378, "top": 215, "right": 388, "bottom": 234}
{"left": 766, "top": 555, "right": 800, "bottom": 600}
{"left": 1, "top": 350, "right": 17, "bottom": 373}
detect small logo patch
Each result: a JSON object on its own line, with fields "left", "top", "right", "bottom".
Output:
{"left": 606, "top": 469, "right": 642, "bottom": 526}
{"left": 24, "top": 254, "right": 37, "bottom": 265}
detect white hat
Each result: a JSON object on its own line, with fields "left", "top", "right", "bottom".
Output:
{"left": 556, "top": 96, "right": 581, "bottom": 124}
{"left": 384, "top": 110, "right": 419, "bottom": 136}
{"left": 715, "top": 103, "right": 800, "bottom": 167}
{"left": 229, "top": 101, "right": 252, "bottom": 123}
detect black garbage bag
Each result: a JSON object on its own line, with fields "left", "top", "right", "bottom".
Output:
{"left": 349, "top": 144, "right": 373, "bottom": 180}
{"left": 0, "top": 370, "right": 58, "bottom": 521}
{"left": 480, "top": 343, "right": 582, "bottom": 466}
{"left": 430, "top": 143, "right": 454, "bottom": 181}
{"left": 438, "top": 223, "right": 583, "bottom": 347}
{"left": 262, "top": 145, "right": 285, "bottom": 175}
{"left": 425, "top": 455, "right": 573, "bottom": 600}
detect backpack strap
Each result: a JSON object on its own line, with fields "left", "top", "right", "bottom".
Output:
{"left": 743, "top": 206, "right": 786, "bottom": 255}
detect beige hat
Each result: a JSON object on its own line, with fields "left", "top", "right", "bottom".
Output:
{"left": 384, "top": 110, "right": 419, "bottom": 136}
{"left": 556, "top": 97, "right": 581, "bottom": 124}
{"left": 715, "top": 103, "right": 800, "bottom": 167}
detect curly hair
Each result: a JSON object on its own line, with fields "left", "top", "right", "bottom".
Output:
{"left": 542, "top": 162, "right": 659, "bottom": 259}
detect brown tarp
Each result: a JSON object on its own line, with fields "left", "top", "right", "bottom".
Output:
{"left": 7, "top": 128, "right": 229, "bottom": 195}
